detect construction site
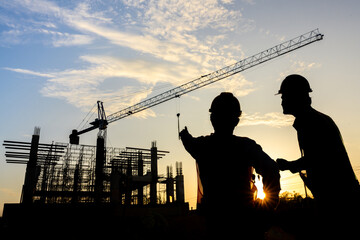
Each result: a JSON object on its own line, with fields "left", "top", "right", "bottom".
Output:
{"left": 2, "top": 126, "right": 189, "bottom": 238}
{"left": 3, "top": 130, "right": 185, "bottom": 206}
{"left": 1, "top": 29, "right": 324, "bottom": 239}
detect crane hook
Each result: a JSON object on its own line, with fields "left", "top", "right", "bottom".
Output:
{"left": 177, "top": 113, "right": 181, "bottom": 140}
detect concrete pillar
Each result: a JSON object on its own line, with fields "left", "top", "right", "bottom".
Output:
{"left": 166, "top": 166, "right": 174, "bottom": 203}
{"left": 150, "top": 141, "right": 157, "bottom": 204}
{"left": 176, "top": 162, "right": 185, "bottom": 203}
{"left": 95, "top": 136, "right": 105, "bottom": 204}
{"left": 72, "top": 165, "right": 80, "bottom": 204}
{"left": 125, "top": 156, "right": 132, "bottom": 205}
{"left": 138, "top": 151, "right": 144, "bottom": 205}
{"left": 22, "top": 127, "right": 40, "bottom": 205}
{"left": 110, "top": 167, "right": 121, "bottom": 204}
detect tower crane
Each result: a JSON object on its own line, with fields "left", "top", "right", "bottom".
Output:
{"left": 70, "top": 29, "right": 323, "bottom": 144}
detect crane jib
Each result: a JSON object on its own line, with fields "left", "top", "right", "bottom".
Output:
{"left": 72, "top": 29, "right": 324, "bottom": 139}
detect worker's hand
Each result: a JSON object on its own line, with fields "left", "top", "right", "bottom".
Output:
{"left": 299, "top": 171, "right": 306, "bottom": 180}
{"left": 276, "top": 158, "right": 290, "bottom": 171}
{"left": 299, "top": 171, "right": 313, "bottom": 191}
{"left": 179, "top": 127, "right": 190, "bottom": 139}
{"left": 277, "top": 159, "right": 300, "bottom": 173}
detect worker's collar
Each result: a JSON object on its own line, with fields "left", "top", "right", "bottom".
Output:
{"left": 293, "top": 107, "right": 316, "bottom": 130}
{"left": 212, "top": 132, "right": 235, "bottom": 138}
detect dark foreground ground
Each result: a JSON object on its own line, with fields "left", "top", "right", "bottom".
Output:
{"left": 0, "top": 199, "right": 319, "bottom": 240}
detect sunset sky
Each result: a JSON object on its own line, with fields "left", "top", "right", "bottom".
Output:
{"left": 1, "top": 0, "right": 360, "bottom": 212}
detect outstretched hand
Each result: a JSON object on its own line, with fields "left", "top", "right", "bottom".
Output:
{"left": 179, "top": 126, "right": 189, "bottom": 139}
{"left": 277, "top": 158, "right": 299, "bottom": 174}
{"left": 276, "top": 158, "right": 290, "bottom": 171}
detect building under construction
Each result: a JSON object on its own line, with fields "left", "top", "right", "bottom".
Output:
{"left": 3, "top": 128, "right": 185, "bottom": 206}
{"left": 2, "top": 128, "right": 188, "bottom": 239}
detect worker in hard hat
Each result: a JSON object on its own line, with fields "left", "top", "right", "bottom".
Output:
{"left": 180, "top": 92, "right": 280, "bottom": 239}
{"left": 276, "top": 74, "right": 360, "bottom": 237}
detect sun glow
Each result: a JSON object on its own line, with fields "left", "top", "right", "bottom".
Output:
{"left": 257, "top": 190, "right": 266, "bottom": 200}
{"left": 254, "top": 174, "right": 266, "bottom": 200}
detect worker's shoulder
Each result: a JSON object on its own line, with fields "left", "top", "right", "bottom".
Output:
{"left": 309, "top": 108, "right": 338, "bottom": 128}
{"left": 310, "top": 108, "right": 331, "bottom": 119}
{"left": 233, "top": 135, "right": 260, "bottom": 146}
{"left": 190, "top": 135, "right": 212, "bottom": 145}
{"left": 195, "top": 134, "right": 261, "bottom": 148}
{"left": 196, "top": 134, "right": 257, "bottom": 143}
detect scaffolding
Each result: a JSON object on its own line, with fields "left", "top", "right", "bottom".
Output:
{"left": 3, "top": 129, "right": 184, "bottom": 206}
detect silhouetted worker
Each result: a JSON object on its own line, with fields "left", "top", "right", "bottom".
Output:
{"left": 180, "top": 92, "right": 280, "bottom": 239}
{"left": 276, "top": 74, "right": 360, "bottom": 237}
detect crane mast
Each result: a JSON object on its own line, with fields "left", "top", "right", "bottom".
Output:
{"left": 70, "top": 29, "right": 323, "bottom": 144}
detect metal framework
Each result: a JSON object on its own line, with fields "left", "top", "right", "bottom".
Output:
{"left": 108, "top": 29, "right": 323, "bottom": 122}
{"left": 70, "top": 29, "right": 323, "bottom": 141}
{"left": 3, "top": 137, "right": 185, "bottom": 205}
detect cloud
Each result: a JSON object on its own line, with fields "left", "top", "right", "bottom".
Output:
{"left": 135, "top": 0, "right": 243, "bottom": 33}
{"left": 241, "top": 112, "right": 294, "bottom": 128}
{"left": 240, "top": 0, "right": 256, "bottom": 5}
{"left": 8, "top": 54, "right": 202, "bottom": 114}
{"left": 121, "top": 0, "right": 254, "bottom": 66}
{"left": 7, "top": 53, "right": 256, "bottom": 118}
{"left": 278, "top": 60, "right": 322, "bottom": 81}
{"left": 41, "top": 82, "right": 156, "bottom": 118}
{"left": 52, "top": 34, "right": 93, "bottom": 47}
{"left": 38, "top": 29, "right": 94, "bottom": 47}
{"left": 2, "top": 0, "right": 258, "bottom": 117}
{"left": 215, "top": 74, "right": 256, "bottom": 97}
{"left": 38, "top": 54, "right": 256, "bottom": 112}
{"left": 4, "top": 0, "right": 249, "bottom": 66}
{"left": 4, "top": 67, "right": 55, "bottom": 78}
{"left": 221, "top": 0, "right": 234, "bottom": 4}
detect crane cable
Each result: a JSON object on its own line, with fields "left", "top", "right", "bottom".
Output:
{"left": 76, "top": 103, "right": 97, "bottom": 131}
{"left": 176, "top": 96, "right": 181, "bottom": 139}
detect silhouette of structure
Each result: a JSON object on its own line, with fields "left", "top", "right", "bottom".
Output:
{"left": 2, "top": 128, "right": 189, "bottom": 239}
{"left": 3, "top": 128, "right": 185, "bottom": 206}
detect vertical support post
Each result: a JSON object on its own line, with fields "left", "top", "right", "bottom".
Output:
{"left": 175, "top": 162, "right": 185, "bottom": 203}
{"left": 138, "top": 151, "right": 144, "bottom": 205}
{"left": 166, "top": 166, "right": 174, "bottom": 203}
{"left": 95, "top": 136, "right": 105, "bottom": 204}
{"left": 110, "top": 163, "right": 121, "bottom": 204}
{"left": 40, "top": 143, "right": 53, "bottom": 204}
{"left": 150, "top": 141, "right": 158, "bottom": 205}
{"left": 125, "top": 155, "right": 132, "bottom": 205}
{"left": 72, "top": 165, "right": 80, "bottom": 204}
{"left": 22, "top": 127, "right": 40, "bottom": 205}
